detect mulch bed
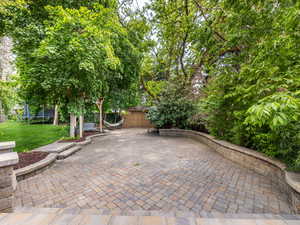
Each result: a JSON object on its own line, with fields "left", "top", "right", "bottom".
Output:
{"left": 14, "top": 152, "right": 49, "bottom": 170}
{"left": 14, "top": 131, "right": 101, "bottom": 170}
{"left": 58, "top": 131, "right": 101, "bottom": 143}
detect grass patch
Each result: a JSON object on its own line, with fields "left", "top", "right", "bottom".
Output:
{"left": 59, "top": 136, "right": 79, "bottom": 141}
{"left": 0, "top": 121, "right": 68, "bottom": 152}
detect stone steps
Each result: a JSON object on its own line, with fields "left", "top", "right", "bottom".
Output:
{"left": 0, "top": 212, "right": 299, "bottom": 225}
{"left": 32, "top": 140, "right": 84, "bottom": 160}
{"left": 33, "top": 142, "right": 75, "bottom": 154}
{"left": 57, "top": 146, "right": 82, "bottom": 160}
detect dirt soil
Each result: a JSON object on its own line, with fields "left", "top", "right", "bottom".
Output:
{"left": 14, "top": 152, "right": 49, "bottom": 170}
{"left": 58, "top": 131, "right": 101, "bottom": 143}
{"left": 14, "top": 131, "right": 102, "bottom": 170}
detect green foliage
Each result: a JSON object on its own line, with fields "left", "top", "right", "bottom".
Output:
{"left": 0, "top": 121, "right": 68, "bottom": 152}
{"left": 0, "top": 79, "right": 18, "bottom": 114}
{"left": 245, "top": 92, "right": 300, "bottom": 130}
{"left": 187, "top": 113, "right": 208, "bottom": 133}
{"left": 145, "top": 81, "right": 167, "bottom": 97}
{"left": 196, "top": 0, "right": 300, "bottom": 169}
{"left": 25, "top": 4, "right": 126, "bottom": 111}
{"left": 2, "top": 0, "right": 145, "bottom": 117}
{"left": 2, "top": 0, "right": 300, "bottom": 169}
{"left": 143, "top": 0, "right": 300, "bottom": 170}
{"left": 142, "top": 80, "right": 167, "bottom": 106}
{"left": 147, "top": 87, "right": 196, "bottom": 129}
{"left": 59, "top": 136, "right": 79, "bottom": 141}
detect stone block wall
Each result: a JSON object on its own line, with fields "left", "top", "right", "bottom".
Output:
{"left": 160, "top": 129, "right": 300, "bottom": 213}
{"left": 0, "top": 141, "right": 18, "bottom": 212}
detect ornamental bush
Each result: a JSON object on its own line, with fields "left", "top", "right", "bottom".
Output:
{"left": 147, "top": 88, "right": 196, "bottom": 129}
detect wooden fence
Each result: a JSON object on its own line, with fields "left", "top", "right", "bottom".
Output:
{"left": 123, "top": 111, "right": 153, "bottom": 128}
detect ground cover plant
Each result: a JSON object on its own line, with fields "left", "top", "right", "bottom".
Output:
{"left": 0, "top": 121, "right": 68, "bottom": 152}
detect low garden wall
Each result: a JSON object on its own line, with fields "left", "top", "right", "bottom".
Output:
{"left": 0, "top": 141, "right": 19, "bottom": 212}
{"left": 159, "top": 128, "right": 300, "bottom": 214}
{"left": 15, "top": 133, "right": 106, "bottom": 181}
{"left": 15, "top": 153, "right": 57, "bottom": 181}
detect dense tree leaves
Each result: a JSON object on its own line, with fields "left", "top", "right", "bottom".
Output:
{"left": 198, "top": 0, "right": 300, "bottom": 168}
{"left": 0, "top": 80, "right": 16, "bottom": 114}
{"left": 27, "top": 4, "right": 137, "bottom": 112}
{"left": 1, "top": 0, "right": 300, "bottom": 168}
{"left": 147, "top": 86, "right": 196, "bottom": 129}
{"left": 1, "top": 0, "right": 146, "bottom": 115}
{"left": 145, "top": 0, "right": 300, "bottom": 169}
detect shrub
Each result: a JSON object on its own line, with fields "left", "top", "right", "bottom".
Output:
{"left": 147, "top": 90, "right": 196, "bottom": 129}
{"left": 187, "top": 114, "right": 208, "bottom": 133}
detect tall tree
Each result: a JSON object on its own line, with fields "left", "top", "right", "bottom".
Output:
{"left": 25, "top": 4, "right": 141, "bottom": 135}
{"left": 1, "top": 0, "right": 147, "bottom": 136}
{"left": 145, "top": 0, "right": 300, "bottom": 168}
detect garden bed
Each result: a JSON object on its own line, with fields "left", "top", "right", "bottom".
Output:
{"left": 58, "top": 131, "right": 101, "bottom": 143}
{"left": 14, "top": 152, "right": 49, "bottom": 169}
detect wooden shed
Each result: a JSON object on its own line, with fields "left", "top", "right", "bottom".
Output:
{"left": 122, "top": 106, "right": 154, "bottom": 128}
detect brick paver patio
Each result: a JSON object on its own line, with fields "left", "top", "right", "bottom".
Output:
{"left": 14, "top": 129, "right": 292, "bottom": 214}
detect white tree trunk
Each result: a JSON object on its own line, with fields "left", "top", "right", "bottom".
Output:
{"left": 99, "top": 102, "right": 103, "bottom": 133}
{"left": 70, "top": 114, "right": 77, "bottom": 138}
{"left": 0, "top": 37, "right": 16, "bottom": 81}
{"left": 96, "top": 98, "right": 104, "bottom": 133}
{"left": 53, "top": 105, "right": 59, "bottom": 125}
{"left": 79, "top": 114, "right": 84, "bottom": 138}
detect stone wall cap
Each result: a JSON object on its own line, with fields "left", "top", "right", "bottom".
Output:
{"left": 33, "top": 142, "right": 75, "bottom": 153}
{"left": 15, "top": 153, "right": 57, "bottom": 177}
{"left": 163, "top": 129, "right": 287, "bottom": 170}
{"left": 213, "top": 139, "right": 287, "bottom": 170}
{"left": 0, "top": 141, "right": 15, "bottom": 150}
{"left": 286, "top": 172, "right": 300, "bottom": 193}
{"left": 0, "top": 152, "right": 19, "bottom": 167}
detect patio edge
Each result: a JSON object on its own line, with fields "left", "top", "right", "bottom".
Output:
{"left": 159, "top": 128, "right": 300, "bottom": 214}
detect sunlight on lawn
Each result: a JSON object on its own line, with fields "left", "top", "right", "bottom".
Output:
{"left": 0, "top": 121, "right": 68, "bottom": 152}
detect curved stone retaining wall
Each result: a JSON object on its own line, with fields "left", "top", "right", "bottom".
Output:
{"left": 15, "top": 133, "right": 107, "bottom": 181}
{"left": 159, "top": 129, "right": 300, "bottom": 213}
{"left": 15, "top": 153, "right": 57, "bottom": 181}
{"left": 0, "top": 141, "right": 18, "bottom": 212}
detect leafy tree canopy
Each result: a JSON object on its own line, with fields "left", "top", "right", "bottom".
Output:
{"left": 1, "top": 0, "right": 149, "bottom": 113}
{"left": 142, "top": 0, "right": 300, "bottom": 169}
{"left": 2, "top": 0, "right": 300, "bottom": 169}
{"left": 0, "top": 79, "right": 17, "bottom": 114}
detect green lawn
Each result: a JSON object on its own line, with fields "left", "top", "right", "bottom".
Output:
{"left": 0, "top": 121, "right": 68, "bottom": 152}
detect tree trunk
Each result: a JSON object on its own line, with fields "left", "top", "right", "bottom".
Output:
{"left": 79, "top": 114, "right": 84, "bottom": 138}
{"left": 100, "top": 107, "right": 103, "bottom": 133}
{"left": 96, "top": 98, "right": 104, "bottom": 133}
{"left": 53, "top": 105, "right": 59, "bottom": 125}
{"left": 70, "top": 113, "right": 77, "bottom": 138}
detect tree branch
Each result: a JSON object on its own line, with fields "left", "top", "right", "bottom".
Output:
{"left": 193, "top": 0, "right": 227, "bottom": 42}
{"left": 180, "top": 0, "right": 190, "bottom": 79}
{"left": 190, "top": 48, "right": 209, "bottom": 82}
{"left": 180, "top": 31, "right": 189, "bottom": 79}
{"left": 140, "top": 75, "right": 159, "bottom": 101}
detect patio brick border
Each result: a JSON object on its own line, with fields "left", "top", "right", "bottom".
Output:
{"left": 76, "top": 133, "right": 107, "bottom": 146}
{"left": 15, "top": 153, "right": 58, "bottom": 181}
{"left": 159, "top": 128, "right": 300, "bottom": 214}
